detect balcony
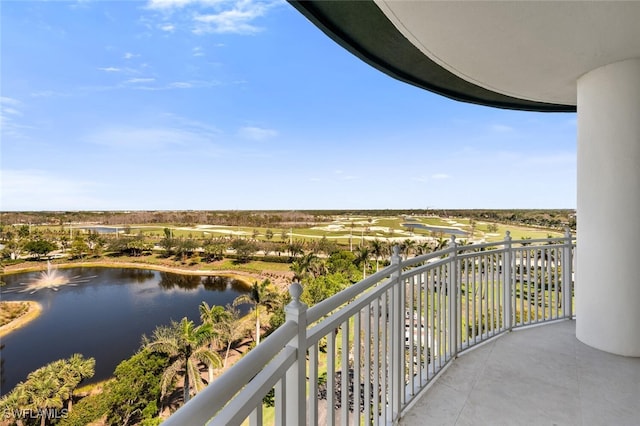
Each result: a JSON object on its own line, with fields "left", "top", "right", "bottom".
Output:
{"left": 400, "top": 320, "right": 640, "bottom": 425}
{"left": 159, "top": 231, "right": 640, "bottom": 425}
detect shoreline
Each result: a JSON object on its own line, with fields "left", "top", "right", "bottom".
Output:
{"left": 1, "top": 261, "right": 265, "bottom": 287}
{"left": 0, "top": 301, "right": 43, "bottom": 338}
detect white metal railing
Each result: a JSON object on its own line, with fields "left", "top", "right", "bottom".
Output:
{"left": 164, "top": 230, "right": 575, "bottom": 425}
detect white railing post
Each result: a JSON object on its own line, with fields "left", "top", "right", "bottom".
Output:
{"left": 390, "top": 245, "right": 403, "bottom": 423}
{"left": 503, "top": 231, "right": 513, "bottom": 331}
{"left": 448, "top": 235, "right": 458, "bottom": 358}
{"left": 285, "top": 283, "right": 307, "bottom": 425}
{"left": 562, "top": 228, "right": 573, "bottom": 318}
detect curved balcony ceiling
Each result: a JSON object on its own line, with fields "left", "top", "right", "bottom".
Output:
{"left": 290, "top": 1, "right": 640, "bottom": 112}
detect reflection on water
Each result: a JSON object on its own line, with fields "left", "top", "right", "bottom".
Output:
{"left": 115, "top": 268, "right": 156, "bottom": 283}
{"left": 158, "top": 272, "right": 202, "bottom": 290}
{"left": 0, "top": 267, "right": 250, "bottom": 396}
{"left": 202, "top": 275, "right": 248, "bottom": 292}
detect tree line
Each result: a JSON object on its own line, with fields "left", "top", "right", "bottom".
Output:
{"left": 0, "top": 209, "right": 575, "bottom": 231}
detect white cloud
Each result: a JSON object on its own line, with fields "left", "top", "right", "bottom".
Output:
{"left": 0, "top": 97, "right": 31, "bottom": 138}
{"left": 144, "top": 0, "right": 281, "bottom": 35}
{"left": 123, "top": 52, "right": 139, "bottom": 59}
{"left": 238, "top": 126, "right": 277, "bottom": 141}
{"left": 146, "top": 0, "right": 195, "bottom": 9}
{"left": 85, "top": 116, "right": 222, "bottom": 153}
{"left": 3, "top": 107, "right": 22, "bottom": 116}
{"left": 98, "top": 66, "right": 121, "bottom": 72}
{"left": 193, "top": 6, "right": 266, "bottom": 34}
{"left": 30, "top": 90, "right": 68, "bottom": 98}
{"left": 169, "top": 81, "right": 193, "bottom": 88}
{"left": 0, "top": 96, "right": 21, "bottom": 107}
{"left": 87, "top": 126, "right": 212, "bottom": 150}
{"left": 125, "top": 78, "right": 156, "bottom": 84}
{"left": 80, "top": 78, "right": 219, "bottom": 93}
{"left": 193, "top": 46, "right": 204, "bottom": 56}
{"left": 0, "top": 169, "right": 103, "bottom": 211}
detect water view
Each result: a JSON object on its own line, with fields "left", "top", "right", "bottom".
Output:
{"left": 401, "top": 223, "right": 468, "bottom": 236}
{"left": 0, "top": 267, "right": 250, "bottom": 395}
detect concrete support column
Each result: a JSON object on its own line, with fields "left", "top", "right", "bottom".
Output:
{"left": 576, "top": 58, "right": 640, "bottom": 356}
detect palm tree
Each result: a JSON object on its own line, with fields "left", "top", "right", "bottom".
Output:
{"left": 25, "top": 366, "right": 64, "bottom": 426}
{"left": 0, "top": 383, "right": 28, "bottom": 426}
{"left": 434, "top": 235, "right": 448, "bottom": 251}
{"left": 416, "top": 240, "right": 434, "bottom": 255}
{"left": 369, "top": 239, "right": 385, "bottom": 272}
{"left": 354, "top": 246, "right": 371, "bottom": 278}
{"left": 217, "top": 304, "right": 247, "bottom": 368}
{"left": 61, "top": 353, "right": 95, "bottom": 411}
{"left": 291, "top": 252, "right": 321, "bottom": 281}
{"left": 401, "top": 239, "right": 416, "bottom": 259}
{"left": 144, "top": 318, "right": 222, "bottom": 405}
{"left": 0, "top": 355, "right": 93, "bottom": 425}
{"left": 233, "top": 279, "right": 280, "bottom": 345}
{"left": 199, "top": 302, "right": 230, "bottom": 381}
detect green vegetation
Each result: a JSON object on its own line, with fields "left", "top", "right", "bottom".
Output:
{"left": 0, "top": 209, "right": 574, "bottom": 423}
{"left": 0, "top": 354, "right": 95, "bottom": 425}
{"left": 143, "top": 318, "right": 221, "bottom": 405}
{"left": 233, "top": 280, "right": 281, "bottom": 345}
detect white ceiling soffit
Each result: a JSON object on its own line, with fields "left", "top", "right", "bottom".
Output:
{"left": 375, "top": 1, "right": 640, "bottom": 105}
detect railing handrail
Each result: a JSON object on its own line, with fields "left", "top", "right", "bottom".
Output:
{"left": 306, "top": 266, "right": 398, "bottom": 324}
{"left": 165, "top": 231, "right": 576, "bottom": 425}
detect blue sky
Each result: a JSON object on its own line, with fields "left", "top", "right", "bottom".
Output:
{"left": 1, "top": 0, "right": 576, "bottom": 211}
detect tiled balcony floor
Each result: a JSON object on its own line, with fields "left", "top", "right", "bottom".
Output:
{"left": 400, "top": 320, "right": 640, "bottom": 426}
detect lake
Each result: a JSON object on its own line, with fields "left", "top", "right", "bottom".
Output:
{"left": 0, "top": 267, "right": 250, "bottom": 395}
{"left": 74, "top": 226, "right": 121, "bottom": 234}
{"left": 401, "top": 223, "right": 468, "bottom": 236}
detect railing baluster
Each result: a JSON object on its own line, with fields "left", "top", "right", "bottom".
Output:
{"left": 380, "top": 290, "right": 387, "bottom": 424}
{"left": 517, "top": 249, "right": 523, "bottom": 326}
{"left": 309, "top": 343, "right": 318, "bottom": 426}
{"left": 436, "top": 265, "right": 442, "bottom": 368}
{"left": 471, "top": 256, "right": 476, "bottom": 344}
{"left": 354, "top": 309, "right": 361, "bottom": 425}
{"left": 249, "top": 405, "right": 262, "bottom": 426}
{"left": 479, "top": 255, "right": 484, "bottom": 342}
{"left": 390, "top": 247, "right": 402, "bottom": 422}
{"left": 418, "top": 272, "right": 425, "bottom": 385}
{"left": 275, "top": 380, "right": 285, "bottom": 425}
{"left": 429, "top": 267, "right": 435, "bottom": 377}
{"left": 490, "top": 252, "right": 495, "bottom": 336}
{"left": 562, "top": 228, "right": 573, "bottom": 318}
{"left": 553, "top": 247, "right": 560, "bottom": 318}
{"left": 373, "top": 298, "right": 381, "bottom": 426}
{"left": 341, "top": 319, "right": 349, "bottom": 426}
{"left": 504, "top": 232, "right": 512, "bottom": 332}
{"left": 327, "top": 329, "right": 336, "bottom": 426}
{"left": 364, "top": 303, "right": 371, "bottom": 425}
{"left": 408, "top": 275, "right": 416, "bottom": 389}
{"left": 525, "top": 248, "right": 531, "bottom": 325}
{"left": 449, "top": 236, "right": 458, "bottom": 358}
